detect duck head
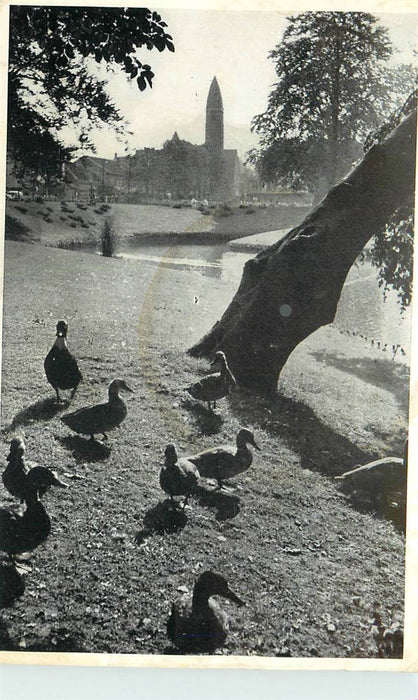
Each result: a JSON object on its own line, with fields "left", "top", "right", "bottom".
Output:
{"left": 164, "top": 443, "right": 178, "bottom": 465}
{"left": 193, "top": 571, "right": 244, "bottom": 606}
{"left": 56, "top": 320, "right": 68, "bottom": 338}
{"left": 210, "top": 351, "right": 227, "bottom": 370}
{"left": 108, "top": 379, "right": 134, "bottom": 396}
{"left": 236, "top": 428, "right": 260, "bottom": 451}
{"left": 7, "top": 436, "right": 26, "bottom": 462}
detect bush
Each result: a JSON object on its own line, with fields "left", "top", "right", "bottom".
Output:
{"left": 59, "top": 216, "right": 67, "bottom": 222}
{"left": 70, "top": 222, "right": 77, "bottom": 228}
{"left": 15, "top": 205, "right": 28, "bottom": 214}
{"left": 46, "top": 206, "right": 53, "bottom": 212}
{"left": 100, "top": 218, "right": 117, "bottom": 257}
{"left": 214, "top": 203, "right": 233, "bottom": 218}
{"left": 34, "top": 196, "right": 44, "bottom": 203}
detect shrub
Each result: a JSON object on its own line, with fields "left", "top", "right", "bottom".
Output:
{"left": 214, "top": 203, "right": 233, "bottom": 218}
{"left": 59, "top": 216, "right": 67, "bottom": 222}
{"left": 46, "top": 206, "right": 53, "bottom": 212}
{"left": 15, "top": 205, "right": 28, "bottom": 214}
{"left": 34, "top": 196, "right": 44, "bottom": 203}
{"left": 100, "top": 218, "right": 117, "bottom": 257}
{"left": 81, "top": 223, "right": 89, "bottom": 229}
{"left": 70, "top": 222, "right": 77, "bottom": 228}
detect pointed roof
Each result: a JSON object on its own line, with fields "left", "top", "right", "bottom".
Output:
{"left": 171, "top": 131, "right": 180, "bottom": 143}
{"left": 206, "top": 77, "right": 223, "bottom": 111}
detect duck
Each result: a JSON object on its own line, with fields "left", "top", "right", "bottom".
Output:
{"left": 44, "top": 320, "right": 83, "bottom": 403}
{"left": 0, "top": 561, "right": 26, "bottom": 607}
{"left": 167, "top": 570, "right": 244, "bottom": 652}
{"left": 2, "top": 436, "right": 68, "bottom": 503}
{"left": 0, "top": 495, "right": 51, "bottom": 559}
{"left": 188, "top": 428, "right": 260, "bottom": 489}
{"left": 61, "top": 378, "right": 133, "bottom": 441}
{"left": 160, "top": 443, "right": 200, "bottom": 509}
{"left": 186, "top": 351, "right": 236, "bottom": 411}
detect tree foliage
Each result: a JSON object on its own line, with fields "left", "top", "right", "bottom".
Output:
{"left": 249, "top": 12, "right": 414, "bottom": 196}
{"left": 363, "top": 90, "right": 417, "bottom": 310}
{"left": 8, "top": 6, "right": 174, "bottom": 179}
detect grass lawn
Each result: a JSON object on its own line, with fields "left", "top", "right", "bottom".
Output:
{"left": 0, "top": 240, "right": 407, "bottom": 658}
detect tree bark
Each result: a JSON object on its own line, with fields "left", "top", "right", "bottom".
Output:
{"left": 189, "top": 109, "right": 416, "bottom": 394}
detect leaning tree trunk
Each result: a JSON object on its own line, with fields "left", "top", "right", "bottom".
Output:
{"left": 189, "top": 109, "right": 416, "bottom": 394}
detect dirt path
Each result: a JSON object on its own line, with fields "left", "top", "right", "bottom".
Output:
{"left": 0, "top": 241, "right": 407, "bottom": 658}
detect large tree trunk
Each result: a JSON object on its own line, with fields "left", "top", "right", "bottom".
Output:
{"left": 189, "top": 109, "right": 416, "bottom": 394}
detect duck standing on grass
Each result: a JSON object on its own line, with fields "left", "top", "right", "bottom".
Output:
{"left": 61, "top": 378, "right": 133, "bottom": 441}
{"left": 44, "top": 320, "right": 83, "bottom": 404}
{"left": 188, "top": 428, "right": 260, "bottom": 489}
{"left": 167, "top": 570, "right": 244, "bottom": 652}
{"left": 0, "top": 495, "right": 52, "bottom": 560}
{"left": 2, "top": 436, "right": 67, "bottom": 503}
{"left": 186, "top": 351, "right": 236, "bottom": 412}
{"left": 160, "top": 443, "right": 200, "bottom": 509}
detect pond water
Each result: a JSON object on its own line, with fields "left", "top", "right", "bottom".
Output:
{"left": 107, "top": 239, "right": 411, "bottom": 352}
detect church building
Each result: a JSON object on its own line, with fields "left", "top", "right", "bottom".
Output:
{"left": 65, "top": 77, "right": 241, "bottom": 203}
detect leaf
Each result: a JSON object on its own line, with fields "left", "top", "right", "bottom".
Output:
{"left": 137, "top": 75, "right": 147, "bottom": 91}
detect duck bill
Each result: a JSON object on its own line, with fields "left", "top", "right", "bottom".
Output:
{"left": 251, "top": 439, "right": 261, "bottom": 451}
{"left": 51, "top": 474, "right": 68, "bottom": 488}
{"left": 125, "top": 384, "right": 134, "bottom": 393}
{"left": 226, "top": 588, "right": 245, "bottom": 606}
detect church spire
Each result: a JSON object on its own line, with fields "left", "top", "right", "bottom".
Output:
{"left": 205, "top": 77, "right": 224, "bottom": 152}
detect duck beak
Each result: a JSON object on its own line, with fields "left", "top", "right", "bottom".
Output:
{"left": 124, "top": 383, "right": 134, "bottom": 393}
{"left": 251, "top": 439, "right": 261, "bottom": 451}
{"left": 50, "top": 473, "right": 68, "bottom": 488}
{"left": 226, "top": 587, "right": 245, "bottom": 606}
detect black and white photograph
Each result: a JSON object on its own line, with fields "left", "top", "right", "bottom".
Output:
{"left": 0, "top": 2, "right": 417, "bottom": 667}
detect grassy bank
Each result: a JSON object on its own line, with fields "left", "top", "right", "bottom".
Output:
{"left": 5, "top": 200, "right": 311, "bottom": 250}
{"left": 0, "top": 241, "right": 407, "bottom": 658}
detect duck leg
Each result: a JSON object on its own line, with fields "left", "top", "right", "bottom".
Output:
{"left": 70, "top": 386, "right": 78, "bottom": 400}
{"left": 55, "top": 387, "right": 61, "bottom": 404}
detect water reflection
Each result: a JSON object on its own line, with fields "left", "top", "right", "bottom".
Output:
{"left": 114, "top": 240, "right": 410, "bottom": 351}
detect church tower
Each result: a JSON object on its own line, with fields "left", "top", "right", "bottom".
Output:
{"left": 205, "top": 77, "right": 224, "bottom": 152}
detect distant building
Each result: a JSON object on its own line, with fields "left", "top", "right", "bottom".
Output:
{"left": 64, "top": 77, "right": 241, "bottom": 203}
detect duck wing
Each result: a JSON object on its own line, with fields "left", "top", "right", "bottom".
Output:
{"left": 160, "top": 460, "right": 199, "bottom": 497}
{"left": 61, "top": 400, "right": 126, "bottom": 435}
{"left": 188, "top": 446, "right": 236, "bottom": 480}
{"left": 186, "top": 373, "right": 223, "bottom": 401}
{"left": 167, "top": 595, "right": 227, "bottom": 651}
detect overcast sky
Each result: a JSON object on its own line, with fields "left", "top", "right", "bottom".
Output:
{"left": 64, "top": 10, "right": 417, "bottom": 160}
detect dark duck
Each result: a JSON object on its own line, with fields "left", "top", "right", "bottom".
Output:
{"left": 61, "top": 378, "right": 133, "bottom": 441}
{"left": 44, "top": 320, "right": 83, "bottom": 403}
{"left": 160, "top": 443, "right": 200, "bottom": 509}
{"left": 0, "top": 495, "right": 52, "bottom": 560}
{"left": 2, "top": 436, "right": 67, "bottom": 503}
{"left": 188, "top": 428, "right": 260, "bottom": 489}
{"left": 186, "top": 351, "right": 236, "bottom": 411}
{"left": 167, "top": 570, "right": 244, "bottom": 652}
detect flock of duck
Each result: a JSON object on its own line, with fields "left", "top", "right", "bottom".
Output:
{"left": 1, "top": 320, "right": 260, "bottom": 652}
